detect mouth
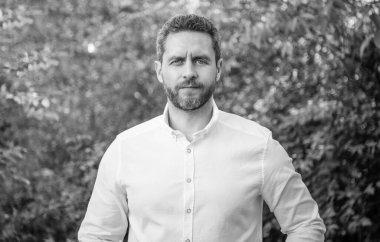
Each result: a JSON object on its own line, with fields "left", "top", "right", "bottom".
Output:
{"left": 178, "top": 86, "right": 202, "bottom": 95}
{"left": 179, "top": 85, "right": 202, "bottom": 89}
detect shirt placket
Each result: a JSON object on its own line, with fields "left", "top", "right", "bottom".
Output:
{"left": 183, "top": 141, "right": 195, "bottom": 242}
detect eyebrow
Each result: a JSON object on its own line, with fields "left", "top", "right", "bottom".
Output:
{"left": 167, "top": 54, "right": 212, "bottom": 62}
{"left": 167, "top": 56, "right": 185, "bottom": 62}
{"left": 193, "top": 55, "right": 211, "bottom": 61}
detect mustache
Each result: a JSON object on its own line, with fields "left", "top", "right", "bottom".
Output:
{"left": 175, "top": 78, "right": 204, "bottom": 89}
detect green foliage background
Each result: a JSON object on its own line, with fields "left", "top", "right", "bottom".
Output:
{"left": 1, "top": 0, "right": 379, "bottom": 241}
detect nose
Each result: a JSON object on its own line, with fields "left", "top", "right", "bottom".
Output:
{"left": 182, "top": 61, "right": 197, "bottom": 80}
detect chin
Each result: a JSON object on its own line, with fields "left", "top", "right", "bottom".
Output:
{"left": 177, "top": 97, "right": 210, "bottom": 111}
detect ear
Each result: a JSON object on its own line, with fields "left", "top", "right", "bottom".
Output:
{"left": 154, "top": 60, "right": 163, "bottom": 84}
{"left": 216, "top": 58, "right": 223, "bottom": 82}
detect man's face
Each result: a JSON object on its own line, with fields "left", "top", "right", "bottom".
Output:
{"left": 155, "top": 31, "right": 222, "bottom": 111}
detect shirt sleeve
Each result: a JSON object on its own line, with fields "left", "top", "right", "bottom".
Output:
{"left": 78, "top": 137, "right": 129, "bottom": 242}
{"left": 261, "top": 133, "right": 326, "bottom": 242}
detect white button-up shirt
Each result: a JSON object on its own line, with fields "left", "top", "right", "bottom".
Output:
{"left": 78, "top": 100, "right": 325, "bottom": 242}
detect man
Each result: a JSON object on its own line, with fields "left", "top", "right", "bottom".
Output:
{"left": 78, "top": 14, "right": 326, "bottom": 242}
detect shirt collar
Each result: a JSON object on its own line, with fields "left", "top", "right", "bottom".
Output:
{"left": 162, "top": 98, "right": 219, "bottom": 139}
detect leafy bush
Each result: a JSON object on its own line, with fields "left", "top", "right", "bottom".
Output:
{"left": 1, "top": 0, "right": 379, "bottom": 241}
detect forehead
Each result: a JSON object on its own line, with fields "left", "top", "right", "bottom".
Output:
{"left": 163, "top": 31, "right": 214, "bottom": 59}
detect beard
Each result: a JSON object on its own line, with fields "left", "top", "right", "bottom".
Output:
{"left": 162, "top": 77, "right": 216, "bottom": 111}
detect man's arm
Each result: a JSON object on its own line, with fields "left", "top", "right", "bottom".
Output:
{"left": 261, "top": 134, "right": 326, "bottom": 242}
{"left": 78, "top": 138, "right": 128, "bottom": 242}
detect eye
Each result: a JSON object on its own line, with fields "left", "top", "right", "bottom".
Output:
{"left": 170, "top": 59, "right": 184, "bottom": 65}
{"left": 195, "top": 58, "right": 208, "bottom": 65}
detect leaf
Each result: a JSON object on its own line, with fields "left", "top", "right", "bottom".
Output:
{"left": 332, "top": 0, "right": 346, "bottom": 10}
{"left": 364, "top": 183, "right": 375, "bottom": 195}
{"left": 374, "top": 30, "right": 380, "bottom": 49}
{"left": 360, "top": 34, "right": 374, "bottom": 58}
{"left": 360, "top": 217, "right": 372, "bottom": 227}
{"left": 301, "top": 13, "right": 315, "bottom": 20}
{"left": 12, "top": 175, "right": 31, "bottom": 186}
{"left": 288, "top": 18, "right": 298, "bottom": 32}
{"left": 370, "top": 13, "right": 380, "bottom": 29}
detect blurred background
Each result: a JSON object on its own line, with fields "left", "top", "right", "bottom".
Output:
{"left": 1, "top": 0, "right": 379, "bottom": 241}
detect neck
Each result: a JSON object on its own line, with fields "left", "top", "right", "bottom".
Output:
{"left": 167, "top": 98, "right": 214, "bottom": 141}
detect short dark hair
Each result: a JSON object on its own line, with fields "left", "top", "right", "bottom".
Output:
{"left": 156, "top": 14, "right": 221, "bottom": 63}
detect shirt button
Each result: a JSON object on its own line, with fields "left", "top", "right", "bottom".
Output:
{"left": 186, "top": 208, "right": 191, "bottom": 214}
{"left": 186, "top": 148, "right": 191, "bottom": 153}
{"left": 185, "top": 239, "right": 190, "bottom": 242}
{"left": 186, "top": 178, "right": 192, "bottom": 183}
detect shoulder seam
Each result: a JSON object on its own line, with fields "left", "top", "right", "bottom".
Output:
{"left": 217, "top": 117, "right": 268, "bottom": 137}
{"left": 114, "top": 136, "right": 129, "bottom": 229}
{"left": 117, "top": 116, "right": 163, "bottom": 141}
{"left": 115, "top": 136, "right": 123, "bottom": 192}
{"left": 260, "top": 132, "right": 272, "bottom": 195}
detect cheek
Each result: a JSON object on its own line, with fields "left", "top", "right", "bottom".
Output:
{"left": 162, "top": 70, "right": 181, "bottom": 85}
{"left": 201, "top": 69, "right": 218, "bottom": 81}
